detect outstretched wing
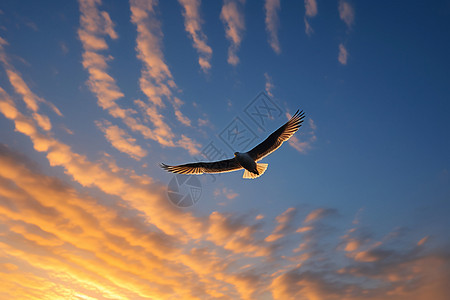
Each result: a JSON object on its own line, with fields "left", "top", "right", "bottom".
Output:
{"left": 160, "top": 158, "right": 242, "bottom": 175}
{"left": 247, "top": 110, "right": 305, "bottom": 161}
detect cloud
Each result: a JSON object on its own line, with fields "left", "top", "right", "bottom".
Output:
{"left": 0, "top": 141, "right": 281, "bottom": 298}
{"left": 214, "top": 187, "right": 239, "bottom": 200}
{"left": 130, "top": 0, "right": 175, "bottom": 107}
{"left": 304, "top": 18, "right": 313, "bottom": 36}
{"left": 303, "top": 0, "right": 317, "bottom": 36}
{"left": 78, "top": 0, "right": 200, "bottom": 154}
{"left": 197, "top": 117, "right": 212, "bottom": 128}
{"left": 0, "top": 36, "right": 8, "bottom": 46}
{"left": 59, "top": 41, "right": 69, "bottom": 55}
{"left": 0, "top": 41, "right": 62, "bottom": 130}
{"left": 274, "top": 218, "right": 450, "bottom": 300}
{"left": 129, "top": 0, "right": 199, "bottom": 151}
{"left": 288, "top": 116, "right": 317, "bottom": 154}
{"left": 339, "top": 0, "right": 355, "bottom": 29}
{"left": 0, "top": 84, "right": 205, "bottom": 241}
{"left": 96, "top": 119, "right": 147, "bottom": 160}
{"left": 265, "top": 207, "right": 297, "bottom": 242}
{"left": 1, "top": 16, "right": 448, "bottom": 298}
{"left": 265, "top": 0, "right": 281, "bottom": 54}
{"left": 337, "top": 1, "right": 353, "bottom": 66}
{"left": 178, "top": 0, "right": 213, "bottom": 72}
{"left": 270, "top": 269, "right": 350, "bottom": 300}
{"left": 417, "top": 236, "right": 429, "bottom": 246}
{"left": 338, "top": 42, "right": 348, "bottom": 65}
{"left": 173, "top": 97, "right": 192, "bottom": 127}
{"left": 177, "top": 134, "right": 201, "bottom": 155}
{"left": 0, "top": 144, "right": 210, "bottom": 299}
{"left": 303, "top": 207, "right": 337, "bottom": 223}
{"left": 220, "top": 0, "right": 246, "bottom": 66}
{"left": 207, "top": 211, "right": 272, "bottom": 257}
{"left": 0, "top": 129, "right": 448, "bottom": 299}
{"left": 304, "top": 0, "right": 317, "bottom": 17}
{"left": 264, "top": 72, "right": 274, "bottom": 97}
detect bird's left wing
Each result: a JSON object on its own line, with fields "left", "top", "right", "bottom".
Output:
{"left": 160, "top": 158, "right": 242, "bottom": 175}
{"left": 247, "top": 110, "right": 305, "bottom": 161}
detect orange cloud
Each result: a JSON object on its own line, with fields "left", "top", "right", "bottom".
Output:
{"left": 220, "top": 0, "right": 246, "bottom": 66}
{"left": 288, "top": 113, "right": 317, "bottom": 154}
{"left": 303, "top": 208, "right": 334, "bottom": 223}
{"left": 78, "top": 0, "right": 199, "bottom": 155}
{"left": 265, "top": 0, "right": 281, "bottom": 54}
{"left": 178, "top": 0, "right": 213, "bottom": 72}
{"left": 265, "top": 207, "right": 297, "bottom": 242}
{"left": 2, "top": 43, "right": 449, "bottom": 298}
{"left": 130, "top": 0, "right": 200, "bottom": 150}
{"left": 214, "top": 187, "right": 239, "bottom": 200}
{"left": 0, "top": 42, "right": 61, "bottom": 131}
{"left": 96, "top": 120, "right": 147, "bottom": 160}
{"left": 296, "top": 226, "right": 313, "bottom": 233}
{"left": 1, "top": 133, "right": 449, "bottom": 299}
{"left": 417, "top": 236, "right": 429, "bottom": 246}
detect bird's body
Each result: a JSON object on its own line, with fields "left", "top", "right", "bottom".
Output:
{"left": 233, "top": 152, "right": 268, "bottom": 179}
{"left": 161, "top": 110, "right": 305, "bottom": 179}
{"left": 234, "top": 152, "right": 257, "bottom": 174}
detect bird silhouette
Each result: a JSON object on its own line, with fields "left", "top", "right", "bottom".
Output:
{"left": 161, "top": 110, "right": 305, "bottom": 179}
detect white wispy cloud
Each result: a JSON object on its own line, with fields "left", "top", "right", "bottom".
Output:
{"left": 178, "top": 0, "right": 212, "bottom": 73}
{"left": 339, "top": 0, "right": 355, "bottom": 29}
{"left": 304, "top": 0, "right": 317, "bottom": 36}
{"left": 265, "top": 0, "right": 281, "bottom": 54}
{"left": 220, "top": 0, "right": 246, "bottom": 66}
{"left": 264, "top": 72, "right": 274, "bottom": 97}
{"left": 338, "top": 42, "right": 348, "bottom": 65}
{"left": 337, "top": 1, "right": 354, "bottom": 65}
{"left": 214, "top": 187, "right": 239, "bottom": 200}
{"left": 338, "top": 0, "right": 355, "bottom": 65}
{"left": 59, "top": 41, "right": 69, "bottom": 55}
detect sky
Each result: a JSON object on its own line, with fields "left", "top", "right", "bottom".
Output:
{"left": 0, "top": 0, "right": 449, "bottom": 299}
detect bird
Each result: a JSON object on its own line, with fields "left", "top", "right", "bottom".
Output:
{"left": 160, "top": 110, "right": 305, "bottom": 179}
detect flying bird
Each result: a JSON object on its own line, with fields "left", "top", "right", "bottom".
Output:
{"left": 161, "top": 110, "right": 305, "bottom": 179}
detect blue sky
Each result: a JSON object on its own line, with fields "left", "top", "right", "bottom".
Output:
{"left": 0, "top": 0, "right": 449, "bottom": 299}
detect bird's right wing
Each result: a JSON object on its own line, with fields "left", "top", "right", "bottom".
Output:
{"left": 247, "top": 110, "right": 305, "bottom": 161}
{"left": 160, "top": 158, "right": 242, "bottom": 175}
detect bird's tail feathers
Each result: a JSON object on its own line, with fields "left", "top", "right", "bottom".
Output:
{"left": 243, "top": 163, "right": 268, "bottom": 179}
